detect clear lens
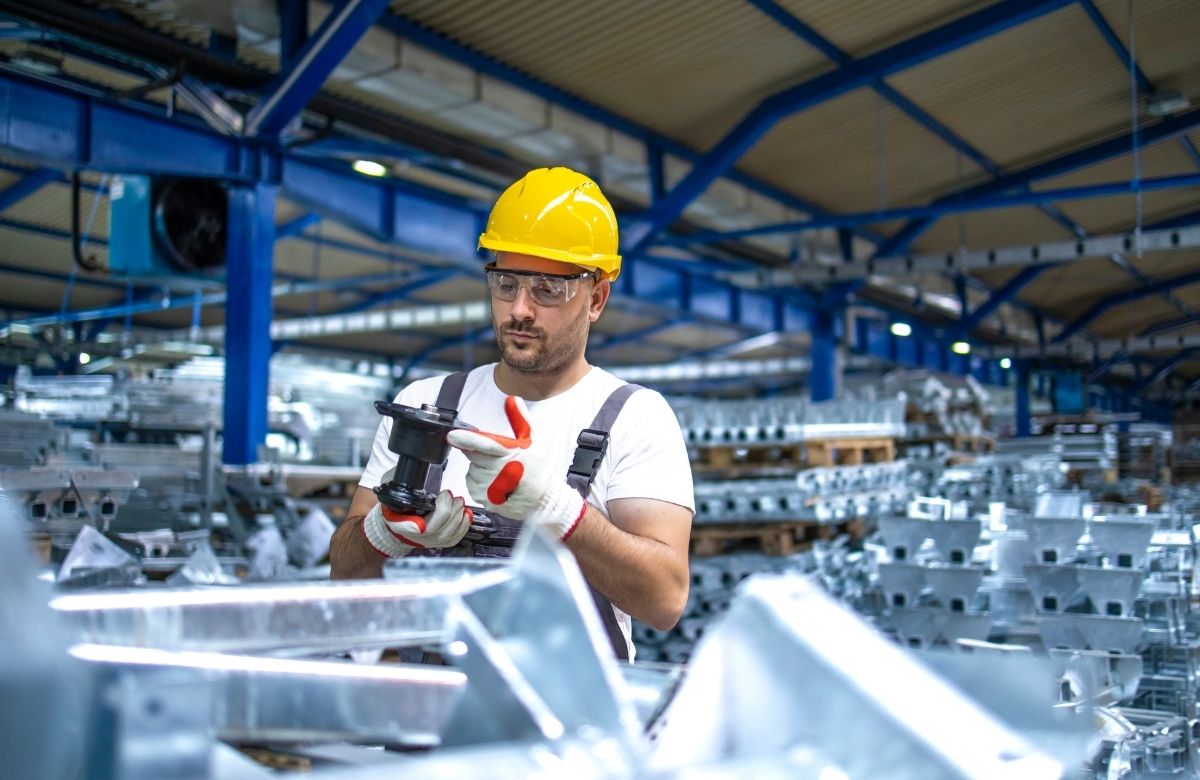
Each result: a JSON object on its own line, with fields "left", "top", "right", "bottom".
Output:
{"left": 487, "top": 271, "right": 578, "bottom": 306}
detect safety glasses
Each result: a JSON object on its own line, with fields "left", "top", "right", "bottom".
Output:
{"left": 484, "top": 263, "right": 595, "bottom": 307}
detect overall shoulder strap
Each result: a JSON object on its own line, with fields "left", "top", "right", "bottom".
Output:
{"left": 565, "top": 383, "right": 644, "bottom": 496}
{"left": 423, "top": 371, "right": 470, "bottom": 494}
{"left": 435, "top": 370, "right": 470, "bottom": 411}
{"left": 566, "top": 382, "right": 644, "bottom": 662}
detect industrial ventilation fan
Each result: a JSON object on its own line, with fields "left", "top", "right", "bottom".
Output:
{"left": 107, "top": 175, "right": 228, "bottom": 277}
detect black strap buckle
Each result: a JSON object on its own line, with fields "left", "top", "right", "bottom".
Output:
{"left": 568, "top": 428, "right": 609, "bottom": 481}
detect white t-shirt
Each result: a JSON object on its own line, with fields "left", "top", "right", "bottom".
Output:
{"left": 359, "top": 363, "right": 695, "bottom": 658}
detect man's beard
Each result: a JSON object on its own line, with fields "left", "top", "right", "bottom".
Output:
{"left": 495, "top": 305, "right": 589, "bottom": 376}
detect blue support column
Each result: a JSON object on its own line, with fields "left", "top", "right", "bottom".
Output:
{"left": 1016, "top": 360, "right": 1032, "bottom": 437}
{"left": 223, "top": 183, "right": 277, "bottom": 465}
{"left": 809, "top": 308, "right": 841, "bottom": 402}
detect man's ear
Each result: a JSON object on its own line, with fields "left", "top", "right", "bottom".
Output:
{"left": 588, "top": 277, "right": 611, "bottom": 322}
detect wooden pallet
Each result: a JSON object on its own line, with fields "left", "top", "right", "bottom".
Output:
{"left": 804, "top": 437, "right": 896, "bottom": 466}
{"left": 691, "top": 436, "right": 896, "bottom": 470}
{"left": 901, "top": 433, "right": 994, "bottom": 454}
{"left": 690, "top": 518, "right": 869, "bottom": 557}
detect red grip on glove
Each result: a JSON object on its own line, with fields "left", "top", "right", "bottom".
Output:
{"left": 488, "top": 461, "right": 525, "bottom": 505}
{"left": 473, "top": 396, "right": 532, "bottom": 449}
{"left": 380, "top": 506, "right": 428, "bottom": 548}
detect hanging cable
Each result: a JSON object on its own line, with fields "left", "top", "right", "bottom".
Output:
{"left": 875, "top": 92, "right": 887, "bottom": 216}
{"left": 1128, "top": 0, "right": 1143, "bottom": 256}
{"left": 71, "top": 170, "right": 102, "bottom": 272}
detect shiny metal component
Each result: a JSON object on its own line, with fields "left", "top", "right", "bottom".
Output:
{"left": 1024, "top": 565, "right": 1145, "bottom": 617}
{"left": 1025, "top": 517, "right": 1087, "bottom": 565}
{"left": 51, "top": 572, "right": 511, "bottom": 653}
{"left": 677, "top": 396, "right": 906, "bottom": 446}
{"left": 888, "top": 607, "right": 993, "bottom": 649}
{"left": 71, "top": 644, "right": 464, "bottom": 746}
{"left": 1089, "top": 517, "right": 1156, "bottom": 569}
{"left": 0, "top": 495, "right": 84, "bottom": 780}
{"left": 1037, "top": 614, "right": 1145, "bottom": 654}
{"left": 694, "top": 462, "right": 909, "bottom": 524}
{"left": 649, "top": 575, "right": 1067, "bottom": 778}
{"left": 442, "top": 527, "right": 644, "bottom": 757}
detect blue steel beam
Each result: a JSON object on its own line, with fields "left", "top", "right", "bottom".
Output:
{"left": 1142, "top": 315, "right": 1200, "bottom": 338}
{"left": 958, "top": 264, "right": 1053, "bottom": 335}
{"left": 680, "top": 172, "right": 1200, "bottom": 244}
{"left": 244, "top": 0, "right": 391, "bottom": 137}
{"left": 744, "top": 0, "right": 1085, "bottom": 241}
{"left": 334, "top": 268, "right": 462, "bottom": 314}
{"left": 1148, "top": 208, "right": 1200, "bottom": 231}
{"left": 623, "top": 0, "right": 1074, "bottom": 253}
{"left": 876, "top": 106, "right": 1200, "bottom": 256}
{"left": 277, "top": 211, "right": 322, "bottom": 238}
{"left": 367, "top": 4, "right": 885, "bottom": 247}
{"left": 1079, "top": 0, "right": 1200, "bottom": 170}
{"left": 1131, "top": 349, "right": 1198, "bottom": 394}
{"left": 1088, "top": 351, "right": 1128, "bottom": 382}
{"left": 1055, "top": 268, "right": 1200, "bottom": 344}
{"left": 0, "top": 69, "right": 823, "bottom": 349}
{"left": 0, "top": 167, "right": 58, "bottom": 211}
{"left": 2, "top": 271, "right": 416, "bottom": 329}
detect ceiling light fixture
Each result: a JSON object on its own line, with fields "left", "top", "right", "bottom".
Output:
{"left": 352, "top": 159, "right": 388, "bottom": 177}
{"left": 889, "top": 322, "right": 912, "bottom": 337}
{"left": 950, "top": 341, "right": 971, "bottom": 355}
{"left": 999, "top": 357, "right": 1012, "bottom": 369}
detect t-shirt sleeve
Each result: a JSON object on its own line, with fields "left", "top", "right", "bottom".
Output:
{"left": 603, "top": 389, "right": 695, "bottom": 513}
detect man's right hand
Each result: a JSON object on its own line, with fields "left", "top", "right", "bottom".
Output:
{"left": 361, "top": 490, "right": 473, "bottom": 559}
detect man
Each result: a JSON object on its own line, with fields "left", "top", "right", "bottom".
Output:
{"left": 330, "top": 167, "right": 694, "bottom": 657}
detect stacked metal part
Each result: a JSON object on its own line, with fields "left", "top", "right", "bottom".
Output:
{"left": 9, "top": 355, "right": 390, "bottom": 466}
{"left": 874, "top": 369, "right": 992, "bottom": 438}
{"left": 909, "top": 452, "right": 1066, "bottom": 510}
{"left": 995, "top": 428, "right": 1118, "bottom": 475}
{"left": 631, "top": 550, "right": 816, "bottom": 662}
{"left": 693, "top": 460, "right": 910, "bottom": 524}
{"left": 872, "top": 492, "right": 1200, "bottom": 777}
{"left": 2, "top": 478, "right": 1095, "bottom": 780}
{"left": 673, "top": 395, "right": 906, "bottom": 446}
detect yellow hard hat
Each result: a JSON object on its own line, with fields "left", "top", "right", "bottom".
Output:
{"left": 478, "top": 167, "right": 622, "bottom": 281}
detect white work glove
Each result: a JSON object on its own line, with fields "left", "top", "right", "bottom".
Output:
{"left": 446, "top": 395, "right": 586, "bottom": 540}
{"left": 361, "top": 489, "right": 472, "bottom": 558}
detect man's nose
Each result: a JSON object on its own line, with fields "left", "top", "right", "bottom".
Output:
{"left": 509, "top": 285, "right": 537, "bottom": 319}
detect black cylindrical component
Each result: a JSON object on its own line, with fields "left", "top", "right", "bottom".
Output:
{"left": 372, "top": 401, "right": 474, "bottom": 517}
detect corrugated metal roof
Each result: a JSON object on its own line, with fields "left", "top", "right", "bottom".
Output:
{"left": 888, "top": 5, "right": 1132, "bottom": 172}
{"left": 1091, "top": 297, "right": 1185, "bottom": 338}
{"left": 1015, "top": 256, "right": 1136, "bottom": 316}
{"left": 777, "top": 0, "right": 990, "bottom": 59}
{"left": 739, "top": 87, "right": 991, "bottom": 214}
{"left": 913, "top": 205, "right": 1070, "bottom": 253}
{"left": 390, "top": 0, "right": 825, "bottom": 149}
{"left": 1092, "top": 0, "right": 1200, "bottom": 109}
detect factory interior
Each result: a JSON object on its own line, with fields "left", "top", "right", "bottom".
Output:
{"left": 3, "top": 0, "right": 1200, "bottom": 777}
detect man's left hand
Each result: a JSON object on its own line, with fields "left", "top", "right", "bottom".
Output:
{"left": 446, "top": 396, "right": 585, "bottom": 540}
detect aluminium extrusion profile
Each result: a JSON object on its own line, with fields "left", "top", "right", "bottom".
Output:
{"left": 50, "top": 571, "right": 512, "bottom": 654}
{"left": 70, "top": 644, "right": 465, "bottom": 747}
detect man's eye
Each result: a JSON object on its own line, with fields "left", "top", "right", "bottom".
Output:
{"left": 496, "top": 277, "right": 518, "bottom": 294}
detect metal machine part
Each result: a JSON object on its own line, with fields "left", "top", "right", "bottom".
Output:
{"left": 371, "top": 401, "right": 475, "bottom": 517}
